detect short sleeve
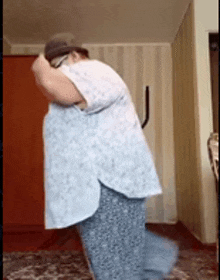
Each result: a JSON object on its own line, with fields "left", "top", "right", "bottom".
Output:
{"left": 59, "top": 61, "right": 125, "bottom": 114}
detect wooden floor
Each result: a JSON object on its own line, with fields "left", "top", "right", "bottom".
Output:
{"left": 3, "top": 222, "right": 216, "bottom": 253}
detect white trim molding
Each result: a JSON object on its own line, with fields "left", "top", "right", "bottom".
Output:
{"left": 10, "top": 44, "right": 45, "bottom": 55}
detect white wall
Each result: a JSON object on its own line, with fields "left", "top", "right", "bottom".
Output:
{"left": 3, "top": 36, "right": 11, "bottom": 55}
{"left": 172, "top": 2, "right": 203, "bottom": 241}
{"left": 194, "top": 0, "right": 219, "bottom": 32}
{"left": 193, "top": 0, "right": 218, "bottom": 243}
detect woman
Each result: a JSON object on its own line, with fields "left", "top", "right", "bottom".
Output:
{"left": 32, "top": 34, "right": 178, "bottom": 280}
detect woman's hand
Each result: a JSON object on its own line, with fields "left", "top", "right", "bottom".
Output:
{"left": 31, "top": 53, "right": 85, "bottom": 105}
{"left": 31, "top": 54, "right": 50, "bottom": 75}
{"left": 31, "top": 54, "right": 57, "bottom": 102}
{"left": 31, "top": 53, "right": 52, "bottom": 90}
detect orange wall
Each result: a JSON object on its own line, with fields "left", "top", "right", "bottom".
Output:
{"left": 3, "top": 56, "right": 49, "bottom": 227}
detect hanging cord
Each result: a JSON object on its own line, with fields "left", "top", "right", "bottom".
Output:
{"left": 142, "top": 86, "right": 150, "bottom": 129}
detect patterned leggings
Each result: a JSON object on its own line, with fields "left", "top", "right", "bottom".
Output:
{"left": 76, "top": 182, "right": 178, "bottom": 280}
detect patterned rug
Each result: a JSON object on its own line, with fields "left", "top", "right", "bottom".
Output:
{"left": 3, "top": 249, "right": 218, "bottom": 280}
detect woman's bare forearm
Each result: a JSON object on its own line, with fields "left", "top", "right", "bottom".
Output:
{"left": 31, "top": 54, "right": 85, "bottom": 105}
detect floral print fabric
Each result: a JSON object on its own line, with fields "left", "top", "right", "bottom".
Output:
{"left": 77, "top": 182, "right": 178, "bottom": 280}
{"left": 43, "top": 59, "right": 162, "bottom": 229}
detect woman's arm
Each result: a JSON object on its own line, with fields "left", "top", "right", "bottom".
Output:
{"left": 31, "top": 54, "right": 86, "bottom": 105}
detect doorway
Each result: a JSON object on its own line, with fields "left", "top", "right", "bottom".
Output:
{"left": 209, "top": 33, "right": 219, "bottom": 133}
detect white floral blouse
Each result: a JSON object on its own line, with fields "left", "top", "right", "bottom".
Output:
{"left": 43, "top": 59, "right": 162, "bottom": 229}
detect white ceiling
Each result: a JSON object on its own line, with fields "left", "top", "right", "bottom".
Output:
{"left": 4, "top": 0, "right": 192, "bottom": 47}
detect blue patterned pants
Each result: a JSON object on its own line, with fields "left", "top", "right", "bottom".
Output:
{"left": 76, "top": 182, "right": 178, "bottom": 280}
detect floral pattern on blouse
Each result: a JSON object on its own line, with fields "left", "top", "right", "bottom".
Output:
{"left": 43, "top": 60, "right": 162, "bottom": 229}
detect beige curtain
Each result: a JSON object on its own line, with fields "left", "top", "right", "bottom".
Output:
{"left": 83, "top": 43, "right": 177, "bottom": 224}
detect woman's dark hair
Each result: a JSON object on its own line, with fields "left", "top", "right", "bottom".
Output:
{"left": 45, "top": 36, "right": 90, "bottom": 62}
{"left": 73, "top": 47, "right": 89, "bottom": 58}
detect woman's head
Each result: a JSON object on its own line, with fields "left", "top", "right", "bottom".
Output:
{"left": 70, "top": 47, "right": 89, "bottom": 59}
{"left": 44, "top": 33, "right": 89, "bottom": 67}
